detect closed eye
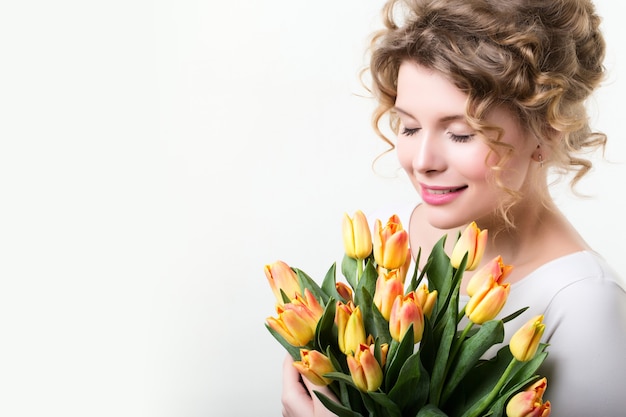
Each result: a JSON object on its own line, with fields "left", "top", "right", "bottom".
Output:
{"left": 449, "top": 133, "right": 474, "bottom": 143}
{"left": 401, "top": 127, "right": 420, "bottom": 136}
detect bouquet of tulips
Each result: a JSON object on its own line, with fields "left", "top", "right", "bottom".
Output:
{"left": 265, "top": 211, "right": 551, "bottom": 417}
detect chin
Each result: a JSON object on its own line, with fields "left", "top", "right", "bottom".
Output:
{"left": 423, "top": 208, "right": 471, "bottom": 231}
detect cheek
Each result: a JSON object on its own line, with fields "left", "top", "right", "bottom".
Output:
{"left": 396, "top": 139, "right": 415, "bottom": 173}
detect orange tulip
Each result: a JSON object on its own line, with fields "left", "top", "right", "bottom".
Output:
{"left": 415, "top": 283, "right": 438, "bottom": 319}
{"left": 293, "top": 349, "right": 335, "bottom": 386}
{"left": 342, "top": 210, "right": 373, "bottom": 260}
{"left": 373, "top": 269, "right": 405, "bottom": 320}
{"left": 465, "top": 276, "right": 510, "bottom": 324}
{"left": 466, "top": 255, "right": 513, "bottom": 297}
{"left": 389, "top": 292, "right": 424, "bottom": 343}
{"left": 373, "top": 215, "right": 409, "bottom": 270}
{"left": 506, "top": 378, "right": 551, "bottom": 417}
{"left": 335, "top": 281, "right": 353, "bottom": 301}
{"left": 450, "top": 222, "right": 488, "bottom": 271}
{"left": 265, "top": 260, "right": 301, "bottom": 305}
{"left": 335, "top": 301, "right": 367, "bottom": 355}
{"left": 266, "top": 289, "right": 323, "bottom": 347}
{"left": 347, "top": 343, "right": 384, "bottom": 392}
{"left": 510, "top": 315, "right": 545, "bottom": 362}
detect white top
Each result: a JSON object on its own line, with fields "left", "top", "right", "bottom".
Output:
{"left": 373, "top": 204, "right": 626, "bottom": 417}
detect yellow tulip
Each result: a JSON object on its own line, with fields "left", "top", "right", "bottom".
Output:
{"left": 335, "top": 301, "right": 367, "bottom": 355}
{"left": 373, "top": 215, "right": 409, "bottom": 270}
{"left": 450, "top": 222, "right": 488, "bottom": 271}
{"left": 465, "top": 277, "right": 510, "bottom": 324}
{"left": 415, "top": 283, "right": 438, "bottom": 319}
{"left": 265, "top": 260, "right": 301, "bottom": 305}
{"left": 389, "top": 292, "right": 425, "bottom": 343}
{"left": 466, "top": 255, "right": 513, "bottom": 297}
{"left": 506, "top": 377, "right": 551, "bottom": 417}
{"left": 373, "top": 269, "right": 405, "bottom": 320}
{"left": 342, "top": 210, "right": 373, "bottom": 260}
{"left": 510, "top": 315, "right": 545, "bottom": 362}
{"left": 347, "top": 343, "right": 384, "bottom": 392}
{"left": 292, "top": 349, "right": 335, "bottom": 386}
{"left": 266, "top": 289, "right": 323, "bottom": 347}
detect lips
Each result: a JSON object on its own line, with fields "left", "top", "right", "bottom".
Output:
{"left": 424, "top": 185, "right": 468, "bottom": 195}
{"left": 419, "top": 184, "right": 468, "bottom": 205}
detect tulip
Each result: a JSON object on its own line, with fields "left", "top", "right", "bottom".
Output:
{"left": 506, "top": 378, "right": 551, "bottom": 417}
{"left": 510, "top": 315, "right": 545, "bottom": 362}
{"left": 373, "top": 269, "right": 405, "bottom": 320}
{"left": 335, "top": 301, "right": 367, "bottom": 355}
{"left": 466, "top": 255, "right": 513, "bottom": 297}
{"left": 342, "top": 210, "right": 373, "bottom": 260}
{"left": 265, "top": 260, "right": 301, "bottom": 305}
{"left": 347, "top": 343, "right": 384, "bottom": 392}
{"left": 450, "top": 222, "right": 488, "bottom": 271}
{"left": 335, "top": 281, "right": 353, "bottom": 301}
{"left": 266, "top": 289, "right": 324, "bottom": 347}
{"left": 465, "top": 276, "right": 510, "bottom": 324}
{"left": 292, "top": 349, "right": 335, "bottom": 386}
{"left": 415, "top": 283, "right": 438, "bottom": 319}
{"left": 389, "top": 292, "right": 425, "bottom": 343}
{"left": 373, "top": 215, "right": 410, "bottom": 270}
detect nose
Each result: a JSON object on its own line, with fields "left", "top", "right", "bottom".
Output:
{"left": 412, "top": 130, "right": 446, "bottom": 174}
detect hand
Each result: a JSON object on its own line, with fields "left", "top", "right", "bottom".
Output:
{"left": 281, "top": 355, "right": 338, "bottom": 417}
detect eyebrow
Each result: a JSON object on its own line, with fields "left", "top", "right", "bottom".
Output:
{"left": 394, "top": 106, "right": 467, "bottom": 123}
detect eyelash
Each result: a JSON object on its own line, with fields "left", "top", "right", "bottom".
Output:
{"left": 401, "top": 127, "right": 474, "bottom": 143}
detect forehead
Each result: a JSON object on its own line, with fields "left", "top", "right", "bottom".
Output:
{"left": 395, "top": 61, "right": 469, "bottom": 119}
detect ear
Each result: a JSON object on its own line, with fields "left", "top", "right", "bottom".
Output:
{"left": 531, "top": 144, "right": 542, "bottom": 162}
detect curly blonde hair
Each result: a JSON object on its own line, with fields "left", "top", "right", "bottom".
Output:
{"left": 367, "top": 0, "right": 607, "bottom": 223}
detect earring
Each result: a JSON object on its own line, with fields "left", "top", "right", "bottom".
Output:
{"left": 538, "top": 153, "right": 544, "bottom": 168}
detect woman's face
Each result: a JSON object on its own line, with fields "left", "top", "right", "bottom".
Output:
{"left": 395, "top": 61, "right": 537, "bottom": 230}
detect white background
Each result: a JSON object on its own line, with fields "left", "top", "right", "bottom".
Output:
{"left": 0, "top": 1, "right": 624, "bottom": 416}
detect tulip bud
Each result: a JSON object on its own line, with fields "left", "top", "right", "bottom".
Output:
{"left": 373, "top": 215, "right": 409, "bottom": 270}
{"left": 292, "top": 349, "right": 335, "bottom": 386}
{"left": 415, "top": 283, "right": 438, "bottom": 319}
{"left": 335, "top": 281, "right": 353, "bottom": 301}
{"left": 373, "top": 269, "right": 405, "bottom": 320}
{"left": 266, "top": 289, "right": 324, "bottom": 347}
{"left": 506, "top": 378, "right": 551, "bottom": 417}
{"left": 450, "top": 222, "right": 488, "bottom": 271}
{"left": 510, "top": 315, "right": 545, "bottom": 362}
{"left": 389, "top": 292, "right": 425, "bottom": 343}
{"left": 335, "top": 301, "right": 367, "bottom": 355}
{"left": 342, "top": 210, "right": 373, "bottom": 260}
{"left": 465, "top": 277, "right": 510, "bottom": 324}
{"left": 347, "top": 343, "right": 384, "bottom": 392}
{"left": 466, "top": 255, "right": 513, "bottom": 297}
{"left": 265, "top": 260, "right": 301, "bottom": 305}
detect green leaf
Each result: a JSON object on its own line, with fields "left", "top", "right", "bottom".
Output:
{"left": 367, "top": 391, "right": 402, "bottom": 417}
{"left": 314, "top": 391, "right": 365, "bottom": 417}
{"left": 441, "top": 320, "right": 504, "bottom": 405}
{"left": 321, "top": 262, "right": 349, "bottom": 302}
{"left": 295, "top": 268, "right": 329, "bottom": 304}
{"left": 342, "top": 255, "right": 358, "bottom": 289}
{"left": 415, "top": 404, "right": 449, "bottom": 416}
{"left": 500, "top": 307, "right": 529, "bottom": 324}
{"left": 315, "top": 298, "right": 338, "bottom": 355}
{"left": 406, "top": 247, "right": 423, "bottom": 293}
{"left": 384, "top": 325, "right": 416, "bottom": 390}
{"left": 371, "top": 304, "right": 392, "bottom": 345}
{"left": 388, "top": 352, "right": 429, "bottom": 414}
{"left": 264, "top": 323, "right": 301, "bottom": 360}
{"left": 429, "top": 284, "right": 459, "bottom": 406}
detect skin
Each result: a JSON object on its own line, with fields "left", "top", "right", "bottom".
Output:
{"left": 281, "top": 60, "right": 590, "bottom": 415}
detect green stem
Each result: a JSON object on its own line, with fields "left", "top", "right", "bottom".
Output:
{"left": 466, "top": 357, "right": 518, "bottom": 417}
{"left": 356, "top": 259, "right": 364, "bottom": 282}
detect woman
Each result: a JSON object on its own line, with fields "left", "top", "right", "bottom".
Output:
{"left": 282, "top": 0, "right": 626, "bottom": 416}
